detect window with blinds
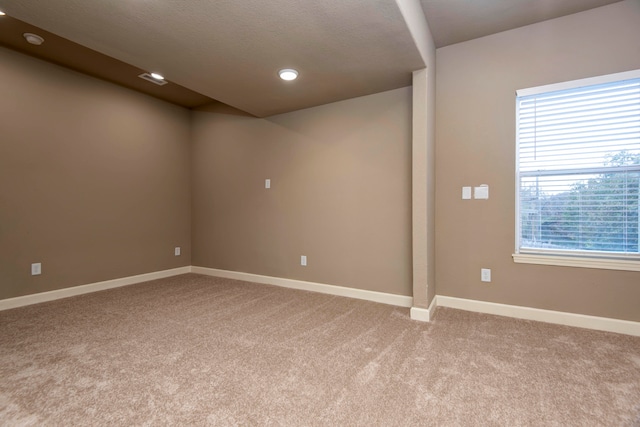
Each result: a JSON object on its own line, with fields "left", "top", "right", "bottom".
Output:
{"left": 516, "top": 70, "right": 640, "bottom": 259}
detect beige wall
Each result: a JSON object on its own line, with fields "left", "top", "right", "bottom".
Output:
{"left": 5, "top": 0, "right": 639, "bottom": 324}
{"left": 191, "top": 88, "right": 412, "bottom": 296}
{"left": 0, "top": 47, "right": 191, "bottom": 300}
{"left": 435, "top": 0, "right": 640, "bottom": 321}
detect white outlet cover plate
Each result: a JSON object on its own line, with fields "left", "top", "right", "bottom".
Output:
{"left": 265, "top": 179, "right": 271, "bottom": 189}
{"left": 175, "top": 247, "right": 181, "bottom": 256}
{"left": 301, "top": 255, "right": 307, "bottom": 266}
{"left": 31, "top": 263, "right": 42, "bottom": 275}
{"left": 481, "top": 268, "right": 491, "bottom": 282}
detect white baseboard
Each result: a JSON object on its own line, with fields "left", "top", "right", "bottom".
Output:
{"left": 0, "top": 266, "right": 191, "bottom": 311}
{"left": 191, "top": 266, "right": 413, "bottom": 308}
{"left": 410, "top": 307, "right": 430, "bottom": 322}
{"left": 436, "top": 295, "right": 640, "bottom": 337}
{"left": 4, "top": 265, "right": 637, "bottom": 336}
{"left": 410, "top": 294, "right": 438, "bottom": 322}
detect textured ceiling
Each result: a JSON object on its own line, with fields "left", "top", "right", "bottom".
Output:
{"left": 0, "top": 16, "right": 214, "bottom": 108}
{"left": 0, "top": 0, "right": 628, "bottom": 115}
{"left": 0, "top": 0, "right": 425, "bottom": 117}
{"left": 421, "top": 0, "right": 625, "bottom": 48}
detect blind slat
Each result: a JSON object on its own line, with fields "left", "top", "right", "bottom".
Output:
{"left": 517, "top": 74, "right": 640, "bottom": 255}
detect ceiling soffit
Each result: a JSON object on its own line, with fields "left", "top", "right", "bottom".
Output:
{"left": 2, "top": 0, "right": 425, "bottom": 117}
{"left": 0, "top": 16, "right": 214, "bottom": 109}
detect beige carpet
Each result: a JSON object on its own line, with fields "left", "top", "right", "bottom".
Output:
{"left": 1, "top": 273, "right": 639, "bottom": 426}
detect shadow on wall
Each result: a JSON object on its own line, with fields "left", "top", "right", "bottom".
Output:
{"left": 193, "top": 101, "right": 256, "bottom": 117}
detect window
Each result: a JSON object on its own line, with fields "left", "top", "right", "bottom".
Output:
{"left": 514, "top": 70, "right": 640, "bottom": 271}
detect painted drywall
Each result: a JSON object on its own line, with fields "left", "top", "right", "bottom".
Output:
{"left": 424, "top": 57, "right": 436, "bottom": 308}
{"left": 435, "top": 0, "right": 640, "bottom": 321}
{"left": 191, "top": 88, "right": 412, "bottom": 297}
{"left": 397, "top": 0, "right": 437, "bottom": 310}
{"left": 412, "top": 66, "right": 437, "bottom": 309}
{"left": 0, "top": 47, "right": 191, "bottom": 300}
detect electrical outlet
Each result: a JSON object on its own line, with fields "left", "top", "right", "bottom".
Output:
{"left": 265, "top": 179, "right": 271, "bottom": 189}
{"left": 174, "top": 247, "right": 181, "bottom": 256}
{"left": 481, "top": 268, "right": 491, "bottom": 282}
{"left": 31, "top": 263, "right": 41, "bottom": 276}
{"left": 301, "top": 255, "right": 307, "bottom": 266}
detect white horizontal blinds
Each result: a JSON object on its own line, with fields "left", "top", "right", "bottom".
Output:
{"left": 517, "top": 75, "right": 640, "bottom": 256}
{"left": 518, "top": 79, "right": 640, "bottom": 173}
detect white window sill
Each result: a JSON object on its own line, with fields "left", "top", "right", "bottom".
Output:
{"left": 512, "top": 253, "right": 640, "bottom": 272}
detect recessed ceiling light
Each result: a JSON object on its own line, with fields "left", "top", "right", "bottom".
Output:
{"left": 23, "top": 33, "right": 45, "bottom": 46}
{"left": 279, "top": 69, "right": 298, "bottom": 81}
{"left": 138, "top": 73, "right": 168, "bottom": 86}
{"left": 150, "top": 72, "right": 165, "bottom": 81}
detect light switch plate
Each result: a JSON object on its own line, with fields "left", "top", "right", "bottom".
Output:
{"left": 474, "top": 185, "right": 489, "bottom": 199}
{"left": 175, "top": 247, "right": 181, "bottom": 256}
{"left": 301, "top": 255, "right": 307, "bottom": 266}
{"left": 462, "top": 186, "right": 472, "bottom": 200}
{"left": 265, "top": 179, "right": 271, "bottom": 189}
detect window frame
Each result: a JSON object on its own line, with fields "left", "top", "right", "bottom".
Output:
{"left": 513, "top": 69, "right": 640, "bottom": 272}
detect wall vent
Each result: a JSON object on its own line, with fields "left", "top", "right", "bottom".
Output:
{"left": 138, "top": 73, "right": 168, "bottom": 86}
